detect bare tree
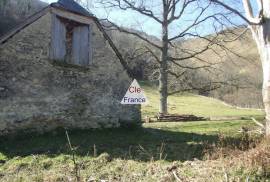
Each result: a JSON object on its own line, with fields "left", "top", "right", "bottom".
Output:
{"left": 209, "top": 0, "right": 270, "bottom": 136}
{"left": 97, "top": 0, "right": 237, "bottom": 115}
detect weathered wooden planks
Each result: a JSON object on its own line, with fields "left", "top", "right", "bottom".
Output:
{"left": 50, "top": 15, "right": 66, "bottom": 60}
{"left": 72, "top": 25, "right": 90, "bottom": 66}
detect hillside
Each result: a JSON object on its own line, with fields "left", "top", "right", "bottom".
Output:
{"left": 171, "top": 28, "right": 263, "bottom": 108}
{"left": 142, "top": 83, "right": 263, "bottom": 119}
{"left": 108, "top": 24, "right": 263, "bottom": 108}
{"left": 0, "top": 0, "right": 46, "bottom": 36}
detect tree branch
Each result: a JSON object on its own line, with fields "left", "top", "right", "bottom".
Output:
{"left": 168, "top": 70, "right": 186, "bottom": 78}
{"left": 210, "top": 0, "right": 262, "bottom": 25}
{"left": 101, "top": 19, "right": 162, "bottom": 50}
{"left": 168, "top": 0, "right": 196, "bottom": 24}
{"left": 100, "top": 0, "right": 163, "bottom": 24}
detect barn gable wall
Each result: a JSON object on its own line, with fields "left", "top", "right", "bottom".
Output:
{"left": 0, "top": 11, "right": 140, "bottom": 134}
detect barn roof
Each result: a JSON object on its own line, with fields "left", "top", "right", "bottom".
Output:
{"left": 51, "top": 0, "right": 93, "bottom": 17}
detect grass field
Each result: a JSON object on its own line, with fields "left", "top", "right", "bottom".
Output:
{"left": 0, "top": 86, "right": 267, "bottom": 181}
{"left": 142, "top": 84, "right": 264, "bottom": 118}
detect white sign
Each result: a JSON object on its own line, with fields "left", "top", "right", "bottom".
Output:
{"left": 121, "top": 79, "right": 148, "bottom": 105}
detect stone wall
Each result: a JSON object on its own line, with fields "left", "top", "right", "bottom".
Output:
{"left": 0, "top": 12, "right": 141, "bottom": 135}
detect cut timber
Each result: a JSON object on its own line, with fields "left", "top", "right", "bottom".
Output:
{"left": 156, "top": 114, "right": 207, "bottom": 122}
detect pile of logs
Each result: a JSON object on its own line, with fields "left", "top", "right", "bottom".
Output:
{"left": 156, "top": 114, "right": 206, "bottom": 122}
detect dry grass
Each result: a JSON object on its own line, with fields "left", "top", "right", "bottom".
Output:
{"left": 1, "top": 126, "right": 269, "bottom": 181}
{"left": 151, "top": 135, "right": 270, "bottom": 182}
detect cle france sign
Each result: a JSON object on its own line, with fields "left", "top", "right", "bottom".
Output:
{"left": 121, "top": 79, "right": 148, "bottom": 105}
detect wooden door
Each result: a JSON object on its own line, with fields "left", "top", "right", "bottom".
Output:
{"left": 72, "top": 25, "right": 90, "bottom": 66}
{"left": 50, "top": 15, "right": 66, "bottom": 61}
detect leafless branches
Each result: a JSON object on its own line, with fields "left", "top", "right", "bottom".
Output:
{"left": 168, "top": 77, "right": 245, "bottom": 95}
{"left": 100, "top": 0, "right": 163, "bottom": 23}
{"left": 101, "top": 18, "right": 162, "bottom": 50}
{"left": 210, "top": 0, "right": 263, "bottom": 25}
{"left": 96, "top": 0, "right": 252, "bottom": 112}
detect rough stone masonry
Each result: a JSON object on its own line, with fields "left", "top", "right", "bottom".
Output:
{"left": 0, "top": 5, "right": 141, "bottom": 135}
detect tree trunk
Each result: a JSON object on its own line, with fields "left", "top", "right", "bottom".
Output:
{"left": 159, "top": 45, "right": 168, "bottom": 114}
{"left": 250, "top": 15, "right": 270, "bottom": 136}
{"left": 262, "top": 52, "right": 270, "bottom": 136}
{"left": 159, "top": 6, "right": 169, "bottom": 114}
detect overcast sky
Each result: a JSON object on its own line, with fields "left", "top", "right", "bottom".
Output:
{"left": 40, "top": 0, "right": 257, "bottom": 38}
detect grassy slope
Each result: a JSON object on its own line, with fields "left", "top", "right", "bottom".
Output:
{"left": 0, "top": 86, "right": 266, "bottom": 181}
{"left": 142, "top": 84, "right": 264, "bottom": 118}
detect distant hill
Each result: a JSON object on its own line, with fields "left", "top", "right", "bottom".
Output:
{"left": 174, "top": 28, "right": 262, "bottom": 108}
{"left": 0, "top": 0, "right": 47, "bottom": 36}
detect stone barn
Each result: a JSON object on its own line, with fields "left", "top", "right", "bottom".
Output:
{"left": 0, "top": 0, "right": 141, "bottom": 134}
